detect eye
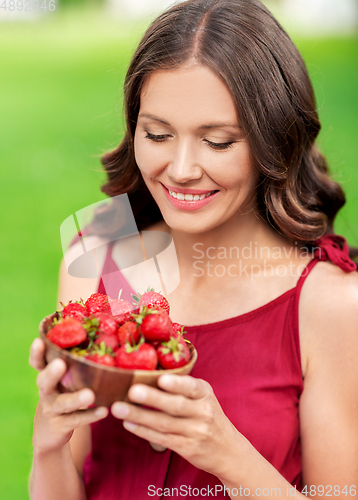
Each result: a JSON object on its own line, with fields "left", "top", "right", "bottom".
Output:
{"left": 204, "top": 139, "right": 236, "bottom": 150}
{"left": 144, "top": 132, "right": 170, "bottom": 142}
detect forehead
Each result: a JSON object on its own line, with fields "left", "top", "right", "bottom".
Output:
{"left": 139, "top": 64, "right": 240, "bottom": 126}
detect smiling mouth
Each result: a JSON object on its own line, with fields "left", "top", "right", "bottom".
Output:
{"left": 167, "top": 189, "right": 218, "bottom": 201}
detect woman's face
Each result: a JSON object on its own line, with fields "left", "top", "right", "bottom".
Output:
{"left": 134, "top": 63, "right": 259, "bottom": 234}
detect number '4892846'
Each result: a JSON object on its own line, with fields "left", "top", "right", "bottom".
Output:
{"left": 0, "top": 0, "right": 55, "bottom": 11}
{"left": 301, "top": 485, "right": 356, "bottom": 496}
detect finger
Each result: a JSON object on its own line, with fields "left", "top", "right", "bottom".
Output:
{"left": 125, "top": 377, "right": 210, "bottom": 415}
{"left": 122, "top": 419, "right": 182, "bottom": 451}
{"left": 149, "top": 442, "right": 167, "bottom": 452}
{"left": 111, "top": 401, "right": 193, "bottom": 436}
{"left": 128, "top": 384, "right": 199, "bottom": 418}
{"left": 157, "top": 375, "right": 211, "bottom": 400}
{"left": 126, "top": 384, "right": 197, "bottom": 418}
{"left": 37, "top": 358, "right": 67, "bottom": 395}
{"left": 52, "top": 388, "right": 95, "bottom": 416}
{"left": 29, "top": 338, "right": 46, "bottom": 371}
{"left": 62, "top": 406, "right": 109, "bottom": 431}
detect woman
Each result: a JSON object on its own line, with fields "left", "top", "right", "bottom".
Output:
{"left": 29, "top": 0, "right": 358, "bottom": 499}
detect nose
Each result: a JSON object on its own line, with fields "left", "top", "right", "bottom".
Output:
{"left": 166, "top": 138, "right": 203, "bottom": 184}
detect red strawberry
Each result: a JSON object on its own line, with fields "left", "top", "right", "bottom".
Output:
{"left": 86, "top": 353, "right": 115, "bottom": 367}
{"left": 132, "top": 287, "right": 170, "bottom": 315}
{"left": 148, "top": 340, "right": 161, "bottom": 349}
{"left": 115, "top": 341, "right": 158, "bottom": 370}
{"left": 117, "top": 321, "right": 140, "bottom": 346}
{"left": 85, "top": 341, "right": 115, "bottom": 366}
{"left": 61, "top": 301, "right": 87, "bottom": 322}
{"left": 47, "top": 318, "right": 87, "bottom": 349}
{"left": 85, "top": 293, "right": 111, "bottom": 315}
{"left": 139, "top": 309, "right": 174, "bottom": 342}
{"left": 108, "top": 299, "right": 133, "bottom": 325}
{"left": 94, "top": 333, "right": 119, "bottom": 351}
{"left": 157, "top": 336, "right": 190, "bottom": 369}
{"left": 172, "top": 323, "right": 186, "bottom": 335}
{"left": 91, "top": 313, "right": 117, "bottom": 336}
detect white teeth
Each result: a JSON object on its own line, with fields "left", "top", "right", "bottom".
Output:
{"left": 168, "top": 189, "right": 216, "bottom": 201}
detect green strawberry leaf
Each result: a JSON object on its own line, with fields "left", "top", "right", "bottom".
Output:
{"left": 124, "top": 335, "right": 144, "bottom": 353}
{"left": 131, "top": 292, "right": 141, "bottom": 304}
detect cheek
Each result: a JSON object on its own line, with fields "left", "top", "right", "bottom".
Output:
{"left": 134, "top": 132, "right": 166, "bottom": 178}
{"left": 133, "top": 131, "right": 147, "bottom": 174}
{"left": 209, "top": 148, "right": 255, "bottom": 188}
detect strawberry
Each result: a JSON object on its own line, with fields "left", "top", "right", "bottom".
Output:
{"left": 94, "top": 333, "right": 119, "bottom": 351}
{"left": 148, "top": 340, "right": 161, "bottom": 349}
{"left": 172, "top": 323, "right": 187, "bottom": 336}
{"left": 137, "top": 308, "right": 174, "bottom": 342}
{"left": 91, "top": 313, "right": 117, "bottom": 336}
{"left": 117, "top": 321, "right": 140, "bottom": 346}
{"left": 157, "top": 336, "right": 190, "bottom": 369}
{"left": 108, "top": 298, "right": 133, "bottom": 325}
{"left": 132, "top": 287, "right": 170, "bottom": 315}
{"left": 47, "top": 318, "right": 87, "bottom": 349}
{"left": 86, "top": 352, "right": 116, "bottom": 367}
{"left": 61, "top": 301, "right": 87, "bottom": 322}
{"left": 85, "top": 293, "right": 111, "bottom": 315}
{"left": 70, "top": 346, "right": 88, "bottom": 357}
{"left": 85, "top": 341, "right": 116, "bottom": 366}
{"left": 115, "top": 340, "right": 158, "bottom": 370}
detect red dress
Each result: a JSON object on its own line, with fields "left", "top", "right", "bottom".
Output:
{"left": 83, "top": 234, "right": 356, "bottom": 499}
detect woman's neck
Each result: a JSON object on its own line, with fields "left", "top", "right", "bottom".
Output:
{"left": 159, "top": 210, "right": 291, "bottom": 287}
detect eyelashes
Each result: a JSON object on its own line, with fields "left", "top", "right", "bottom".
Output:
{"left": 144, "top": 132, "right": 236, "bottom": 150}
{"left": 145, "top": 132, "right": 168, "bottom": 142}
{"left": 205, "top": 139, "right": 235, "bottom": 150}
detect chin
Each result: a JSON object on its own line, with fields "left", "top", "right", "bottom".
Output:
{"left": 161, "top": 211, "right": 222, "bottom": 235}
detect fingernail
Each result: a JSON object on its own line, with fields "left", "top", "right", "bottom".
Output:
{"left": 94, "top": 407, "right": 108, "bottom": 418}
{"left": 130, "top": 385, "right": 147, "bottom": 402}
{"left": 123, "top": 421, "right": 137, "bottom": 431}
{"left": 51, "top": 359, "right": 64, "bottom": 375}
{"left": 79, "top": 390, "right": 93, "bottom": 405}
{"left": 32, "top": 338, "right": 42, "bottom": 350}
{"left": 159, "top": 374, "right": 174, "bottom": 389}
{"left": 112, "top": 402, "right": 129, "bottom": 418}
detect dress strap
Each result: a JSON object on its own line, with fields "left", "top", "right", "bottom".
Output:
{"left": 291, "top": 234, "right": 356, "bottom": 362}
{"left": 68, "top": 228, "right": 90, "bottom": 248}
{"left": 311, "top": 233, "right": 357, "bottom": 272}
{"left": 97, "top": 241, "right": 116, "bottom": 296}
{"left": 99, "top": 241, "right": 118, "bottom": 275}
{"left": 97, "top": 241, "right": 136, "bottom": 302}
{"left": 295, "top": 233, "right": 356, "bottom": 292}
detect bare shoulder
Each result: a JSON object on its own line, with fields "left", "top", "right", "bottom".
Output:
{"left": 58, "top": 236, "right": 109, "bottom": 307}
{"left": 298, "top": 261, "right": 358, "bottom": 488}
{"left": 299, "top": 261, "right": 358, "bottom": 362}
{"left": 299, "top": 261, "right": 358, "bottom": 374}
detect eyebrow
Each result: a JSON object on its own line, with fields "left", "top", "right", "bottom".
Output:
{"left": 138, "top": 113, "right": 241, "bottom": 130}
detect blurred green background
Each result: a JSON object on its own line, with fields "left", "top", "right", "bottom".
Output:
{"left": 0, "top": 2, "right": 357, "bottom": 498}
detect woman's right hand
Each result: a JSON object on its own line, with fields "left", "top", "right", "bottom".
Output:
{"left": 29, "top": 338, "right": 108, "bottom": 455}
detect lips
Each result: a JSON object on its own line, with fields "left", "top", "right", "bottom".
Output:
{"left": 168, "top": 189, "right": 217, "bottom": 201}
{"left": 162, "top": 183, "right": 217, "bottom": 195}
{"left": 161, "top": 183, "right": 220, "bottom": 211}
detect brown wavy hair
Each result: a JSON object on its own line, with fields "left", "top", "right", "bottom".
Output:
{"left": 95, "top": 0, "right": 357, "bottom": 261}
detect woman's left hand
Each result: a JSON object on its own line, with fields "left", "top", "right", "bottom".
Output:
{"left": 111, "top": 374, "right": 241, "bottom": 477}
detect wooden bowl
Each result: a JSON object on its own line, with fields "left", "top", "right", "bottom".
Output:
{"left": 39, "top": 313, "right": 198, "bottom": 407}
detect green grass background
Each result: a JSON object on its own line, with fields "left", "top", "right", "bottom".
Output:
{"left": 0, "top": 5, "right": 357, "bottom": 498}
